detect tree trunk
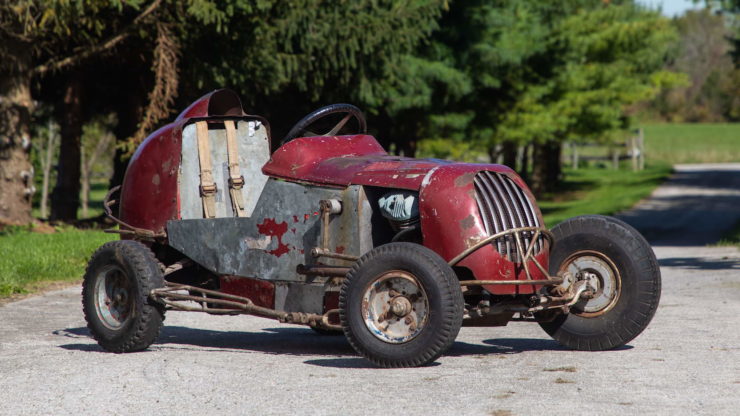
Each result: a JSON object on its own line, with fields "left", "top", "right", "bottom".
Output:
{"left": 110, "top": 93, "right": 146, "bottom": 189}
{"left": 501, "top": 140, "right": 517, "bottom": 170}
{"left": 519, "top": 143, "right": 530, "bottom": 182}
{"left": 81, "top": 150, "right": 89, "bottom": 218}
{"left": 0, "top": 60, "right": 35, "bottom": 225}
{"left": 51, "top": 77, "right": 84, "bottom": 221}
{"left": 81, "top": 132, "right": 113, "bottom": 218}
{"left": 530, "top": 140, "right": 562, "bottom": 196}
{"left": 400, "top": 138, "right": 417, "bottom": 158}
{"left": 40, "top": 121, "right": 57, "bottom": 219}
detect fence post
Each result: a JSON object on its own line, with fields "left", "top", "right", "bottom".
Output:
{"left": 638, "top": 128, "right": 645, "bottom": 171}
{"left": 571, "top": 141, "right": 579, "bottom": 170}
{"left": 612, "top": 147, "right": 619, "bottom": 170}
{"left": 631, "top": 135, "right": 638, "bottom": 172}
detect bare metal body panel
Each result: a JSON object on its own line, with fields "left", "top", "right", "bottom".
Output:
{"left": 167, "top": 179, "right": 372, "bottom": 284}
{"left": 179, "top": 120, "right": 270, "bottom": 219}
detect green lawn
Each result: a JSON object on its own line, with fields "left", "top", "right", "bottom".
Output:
{"left": 642, "top": 123, "right": 740, "bottom": 164}
{"left": 539, "top": 162, "right": 673, "bottom": 227}
{"left": 0, "top": 226, "right": 116, "bottom": 297}
{"left": 716, "top": 220, "right": 740, "bottom": 248}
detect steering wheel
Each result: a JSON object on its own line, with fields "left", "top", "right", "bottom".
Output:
{"left": 280, "top": 103, "right": 367, "bottom": 146}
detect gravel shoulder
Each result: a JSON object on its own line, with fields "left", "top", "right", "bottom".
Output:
{"left": 1, "top": 164, "right": 739, "bottom": 416}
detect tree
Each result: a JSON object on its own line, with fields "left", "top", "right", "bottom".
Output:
{"left": 0, "top": 0, "right": 164, "bottom": 224}
{"left": 172, "top": 0, "right": 449, "bottom": 148}
{"left": 393, "top": 1, "right": 681, "bottom": 194}
{"left": 651, "top": 9, "right": 738, "bottom": 121}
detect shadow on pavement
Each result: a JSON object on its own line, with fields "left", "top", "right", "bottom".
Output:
{"left": 302, "top": 358, "right": 436, "bottom": 369}
{"left": 616, "top": 166, "right": 740, "bottom": 247}
{"left": 658, "top": 256, "right": 740, "bottom": 270}
{"left": 56, "top": 325, "right": 355, "bottom": 357}
{"left": 54, "top": 325, "right": 600, "bottom": 366}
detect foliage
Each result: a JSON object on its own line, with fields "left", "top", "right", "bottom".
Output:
{"left": 178, "top": 1, "right": 448, "bottom": 107}
{"left": 0, "top": 227, "right": 115, "bottom": 296}
{"left": 81, "top": 115, "right": 116, "bottom": 183}
{"left": 494, "top": 2, "right": 682, "bottom": 146}
{"left": 649, "top": 9, "right": 740, "bottom": 122}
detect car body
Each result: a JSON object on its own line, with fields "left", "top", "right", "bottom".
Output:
{"left": 83, "top": 89, "right": 661, "bottom": 367}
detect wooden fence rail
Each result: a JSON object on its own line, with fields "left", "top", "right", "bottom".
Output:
{"left": 567, "top": 128, "right": 644, "bottom": 171}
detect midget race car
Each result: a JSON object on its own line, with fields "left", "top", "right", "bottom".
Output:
{"left": 83, "top": 89, "right": 661, "bottom": 368}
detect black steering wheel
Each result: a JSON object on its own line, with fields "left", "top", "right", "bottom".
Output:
{"left": 280, "top": 103, "right": 367, "bottom": 146}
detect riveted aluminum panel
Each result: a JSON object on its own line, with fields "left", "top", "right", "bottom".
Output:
{"left": 180, "top": 120, "right": 270, "bottom": 219}
{"left": 167, "top": 179, "right": 370, "bottom": 282}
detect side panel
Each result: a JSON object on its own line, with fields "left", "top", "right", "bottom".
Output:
{"left": 419, "top": 165, "right": 549, "bottom": 295}
{"left": 119, "top": 123, "right": 182, "bottom": 234}
{"left": 179, "top": 120, "right": 270, "bottom": 219}
{"left": 167, "top": 180, "right": 370, "bottom": 281}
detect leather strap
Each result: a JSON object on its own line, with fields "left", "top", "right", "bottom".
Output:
{"left": 195, "top": 121, "right": 217, "bottom": 218}
{"left": 224, "top": 120, "right": 246, "bottom": 217}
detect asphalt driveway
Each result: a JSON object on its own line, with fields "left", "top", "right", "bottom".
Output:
{"left": 1, "top": 164, "right": 738, "bottom": 416}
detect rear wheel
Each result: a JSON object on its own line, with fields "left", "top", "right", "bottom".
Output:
{"left": 537, "top": 215, "right": 661, "bottom": 350}
{"left": 340, "top": 243, "right": 464, "bottom": 367}
{"left": 82, "top": 240, "right": 165, "bottom": 352}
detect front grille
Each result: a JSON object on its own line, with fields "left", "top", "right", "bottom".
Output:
{"left": 474, "top": 171, "right": 544, "bottom": 259}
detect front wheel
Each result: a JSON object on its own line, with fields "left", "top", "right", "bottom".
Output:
{"left": 82, "top": 240, "right": 165, "bottom": 352}
{"left": 537, "top": 215, "right": 661, "bottom": 350}
{"left": 340, "top": 243, "right": 464, "bottom": 368}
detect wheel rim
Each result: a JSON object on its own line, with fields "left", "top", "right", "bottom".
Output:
{"left": 361, "top": 270, "right": 429, "bottom": 344}
{"left": 560, "top": 251, "right": 621, "bottom": 317}
{"left": 93, "top": 265, "right": 134, "bottom": 329}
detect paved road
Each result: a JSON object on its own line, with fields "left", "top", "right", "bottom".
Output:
{"left": 1, "top": 164, "right": 739, "bottom": 416}
{"left": 618, "top": 164, "right": 740, "bottom": 246}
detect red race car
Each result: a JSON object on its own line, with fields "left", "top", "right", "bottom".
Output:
{"left": 83, "top": 89, "right": 661, "bottom": 367}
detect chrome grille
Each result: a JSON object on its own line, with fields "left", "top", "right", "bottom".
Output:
{"left": 474, "top": 171, "right": 544, "bottom": 259}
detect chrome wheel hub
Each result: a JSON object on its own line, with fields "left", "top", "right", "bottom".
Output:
{"left": 94, "top": 266, "right": 133, "bottom": 329}
{"left": 362, "top": 271, "right": 429, "bottom": 343}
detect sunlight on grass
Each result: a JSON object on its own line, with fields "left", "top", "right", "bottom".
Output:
{"left": 0, "top": 227, "right": 115, "bottom": 296}
{"left": 642, "top": 123, "right": 740, "bottom": 164}
{"left": 715, "top": 221, "right": 740, "bottom": 248}
{"left": 539, "top": 162, "right": 673, "bottom": 227}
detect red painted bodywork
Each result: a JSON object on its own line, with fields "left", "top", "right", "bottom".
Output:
{"left": 120, "top": 89, "right": 250, "bottom": 234}
{"left": 263, "top": 134, "right": 454, "bottom": 190}
{"left": 122, "top": 91, "right": 549, "bottom": 296}
{"left": 220, "top": 275, "right": 275, "bottom": 309}
{"left": 119, "top": 123, "right": 182, "bottom": 234}
{"left": 418, "top": 165, "right": 549, "bottom": 295}
{"left": 266, "top": 134, "right": 549, "bottom": 294}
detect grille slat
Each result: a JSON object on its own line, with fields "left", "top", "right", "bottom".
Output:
{"left": 474, "top": 171, "right": 543, "bottom": 259}
{"left": 474, "top": 181, "right": 504, "bottom": 253}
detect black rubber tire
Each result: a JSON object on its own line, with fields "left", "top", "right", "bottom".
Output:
{"left": 82, "top": 240, "right": 165, "bottom": 352}
{"left": 537, "top": 215, "right": 661, "bottom": 351}
{"left": 339, "top": 243, "right": 464, "bottom": 368}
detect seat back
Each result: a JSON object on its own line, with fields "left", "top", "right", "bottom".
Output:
{"left": 179, "top": 119, "right": 270, "bottom": 219}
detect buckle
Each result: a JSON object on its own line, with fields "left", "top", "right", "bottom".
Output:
{"left": 228, "top": 175, "right": 245, "bottom": 189}
{"left": 200, "top": 183, "right": 217, "bottom": 196}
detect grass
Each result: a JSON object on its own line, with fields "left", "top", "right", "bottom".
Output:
{"left": 716, "top": 220, "right": 740, "bottom": 248}
{"left": 539, "top": 162, "right": 673, "bottom": 227}
{"left": 642, "top": 123, "right": 740, "bottom": 165}
{"left": 0, "top": 225, "right": 116, "bottom": 297}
